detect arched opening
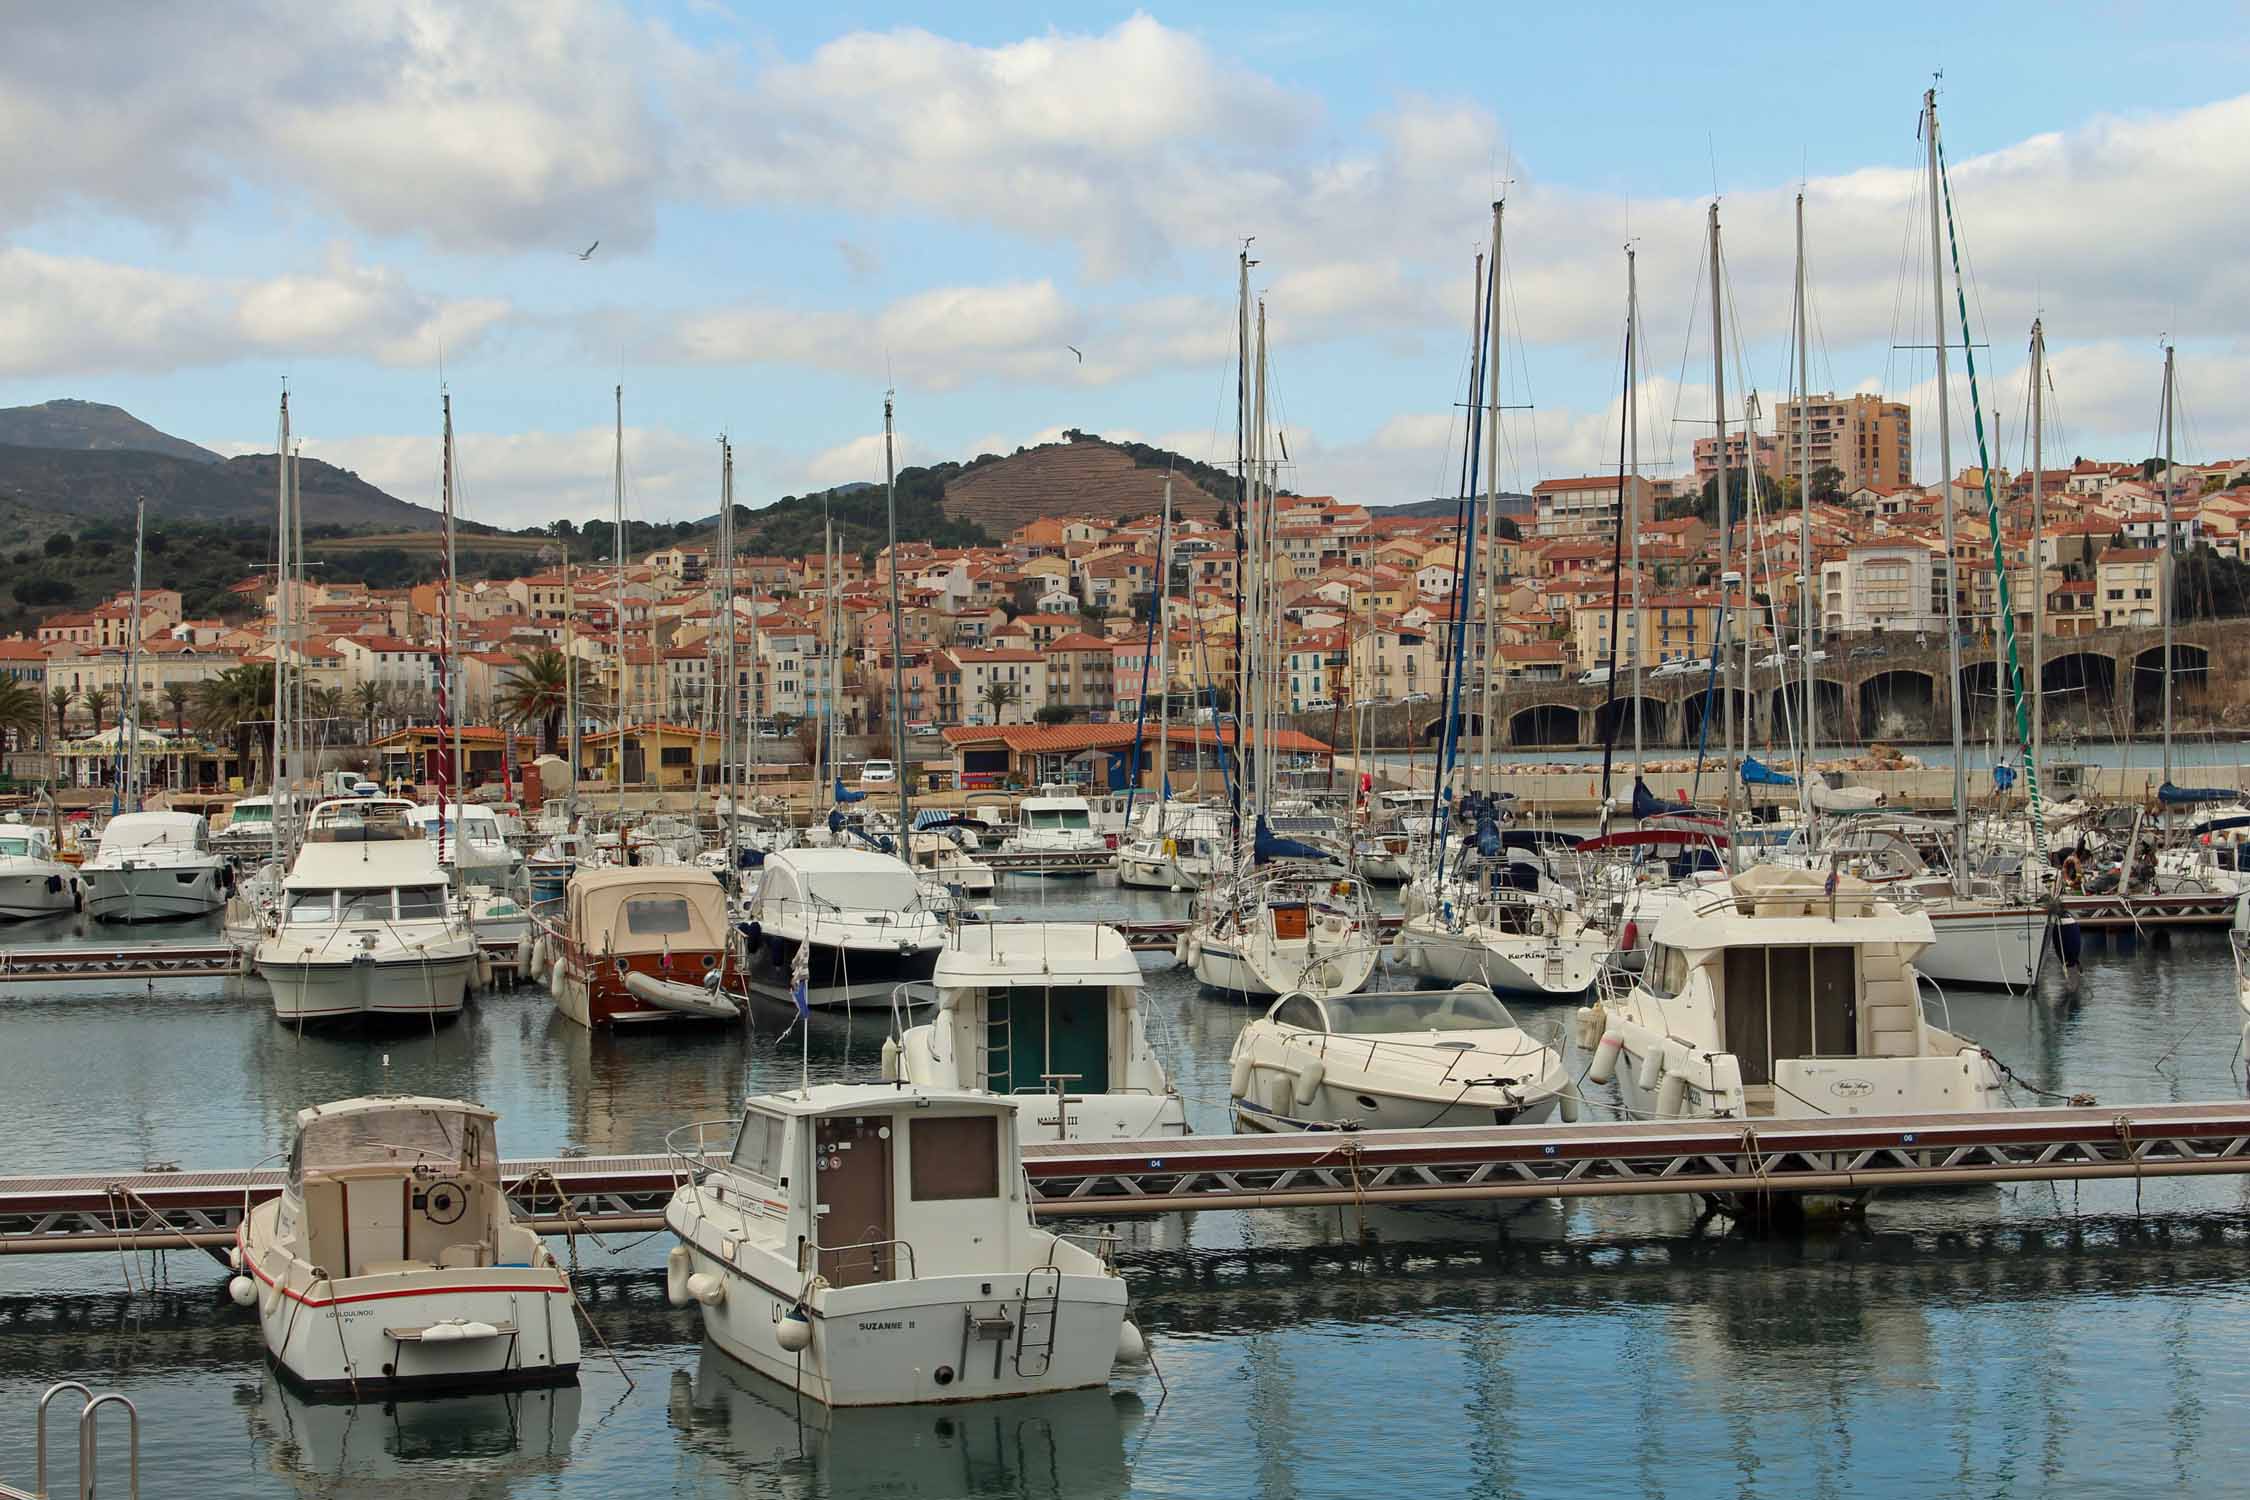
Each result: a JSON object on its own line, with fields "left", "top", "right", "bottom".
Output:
{"left": 1592, "top": 696, "right": 1668, "bottom": 746}
{"left": 1680, "top": 687, "right": 1753, "bottom": 747}
{"left": 2131, "top": 643, "right": 2209, "bottom": 728}
{"left": 1768, "top": 679, "right": 1850, "bottom": 743}
{"left": 1417, "top": 712, "right": 1487, "bottom": 746}
{"left": 1507, "top": 704, "right": 1582, "bottom": 748}
{"left": 1857, "top": 669, "right": 1936, "bottom": 740}
{"left": 2040, "top": 651, "right": 2116, "bottom": 734}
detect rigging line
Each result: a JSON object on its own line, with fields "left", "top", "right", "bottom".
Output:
{"left": 1666, "top": 229, "right": 1710, "bottom": 480}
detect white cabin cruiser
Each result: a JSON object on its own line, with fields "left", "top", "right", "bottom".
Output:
{"left": 741, "top": 848, "right": 946, "bottom": 1009}
{"left": 1000, "top": 793, "right": 1107, "bottom": 874}
{"left": 1230, "top": 984, "right": 1571, "bottom": 1132}
{"left": 81, "top": 810, "right": 228, "bottom": 922}
{"left": 229, "top": 1096, "right": 580, "bottom": 1396}
{"left": 906, "top": 829, "right": 996, "bottom": 899}
{"left": 0, "top": 818, "right": 81, "bottom": 919}
{"left": 213, "top": 794, "right": 280, "bottom": 858}
{"left": 663, "top": 1084, "right": 1146, "bottom": 1407}
{"left": 1116, "top": 803, "right": 1227, "bottom": 892}
{"left": 1584, "top": 865, "right": 2007, "bottom": 1121}
{"left": 406, "top": 803, "right": 524, "bottom": 891}
{"left": 256, "top": 798, "right": 478, "bottom": 1025}
{"left": 889, "top": 923, "right": 1185, "bottom": 1142}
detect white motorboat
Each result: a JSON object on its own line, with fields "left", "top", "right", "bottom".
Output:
{"left": 81, "top": 810, "right": 228, "bottom": 922}
{"left": 0, "top": 818, "right": 81, "bottom": 919}
{"left": 229, "top": 1096, "right": 580, "bottom": 1396}
{"left": 1230, "top": 984, "right": 1571, "bottom": 1132}
{"left": 1116, "top": 803, "right": 1227, "bottom": 892}
{"left": 1819, "top": 820, "right": 2059, "bottom": 991}
{"left": 2234, "top": 891, "right": 2250, "bottom": 1053}
{"left": 1000, "top": 793, "right": 1107, "bottom": 875}
{"left": 406, "top": 803, "right": 524, "bottom": 892}
{"left": 256, "top": 798, "right": 478, "bottom": 1025}
{"left": 906, "top": 829, "right": 995, "bottom": 899}
{"left": 1351, "top": 791, "right": 1427, "bottom": 884}
{"left": 1183, "top": 865, "right": 1379, "bottom": 1000}
{"left": 532, "top": 865, "right": 742, "bottom": 1028}
{"left": 212, "top": 793, "right": 280, "bottom": 859}
{"left": 1584, "top": 864, "right": 2007, "bottom": 1121}
{"left": 741, "top": 848, "right": 946, "bottom": 1009}
{"left": 1391, "top": 874, "right": 1610, "bottom": 1000}
{"left": 889, "top": 922, "right": 1186, "bottom": 1142}
{"left": 663, "top": 1084, "right": 1147, "bottom": 1406}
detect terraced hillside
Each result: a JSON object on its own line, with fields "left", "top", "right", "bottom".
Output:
{"left": 941, "top": 437, "right": 1228, "bottom": 534}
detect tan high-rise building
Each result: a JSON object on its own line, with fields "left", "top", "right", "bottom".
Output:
{"left": 1775, "top": 392, "right": 1912, "bottom": 492}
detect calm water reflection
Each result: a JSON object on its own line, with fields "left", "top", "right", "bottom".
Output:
{"left": 0, "top": 885, "right": 2246, "bottom": 1496}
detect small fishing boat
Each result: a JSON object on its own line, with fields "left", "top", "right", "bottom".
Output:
{"left": 1230, "top": 984, "right": 1572, "bottom": 1132}
{"left": 81, "top": 810, "right": 228, "bottom": 922}
{"left": 888, "top": 922, "right": 1186, "bottom": 1141}
{"left": 532, "top": 865, "right": 741, "bottom": 1027}
{"left": 228, "top": 1095, "right": 581, "bottom": 1396}
{"left": 663, "top": 1084, "right": 1149, "bottom": 1406}
{"left": 256, "top": 798, "right": 478, "bottom": 1025}
{"left": 740, "top": 848, "right": 946, "bottom": 1009}
{"left": 0, "top": 817, "right": 81, "bottom": 919}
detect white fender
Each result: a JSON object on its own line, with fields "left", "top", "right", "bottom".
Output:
{"left": 1115, "top": 1318, "right": 1150, "bottom": 1366}
{"left": 1293, "top": 1058, "right": 1326, "bottom": 1107}
{"left": 530, "top": 936, "right": 552, "bottom": 982}
{"left": 514, "top": 935, "right": 533, "bottom": 972}
{"left": 686, "top": 1271, "right": 726, "bottom": 1307}
{"left": 776, "top": 1305, "right": 814, "bottom": 1352}
{"left": 227, "top": 1276, "right": 257, "bottom": 1308}
{"left": 1636, "top": 1044, "right": 1665, "bottom": 1093}
{"left": 1229, "top": 1051, "right": 1254, "bottom": 1101}
{"left": 665, "top": 1245, "right": 693, "bottom": 1308}
{"left": 1183, "top": 933, "right": 1203, "bottom": 968}
{"left": 1656, "top": 1070, "right": 1688, "bottom": 1117}
{"left": 1573, "top": 1004, "right": 1607, "bottom": 1051}
{"left": 880, "top": 1036, "right": 901, "bottom": 1082}
{"left": 1557, "top": 1090, "right": 1579, "bottom": 1123}
{"left": 1589, "top": 1034, "right": 1624, "bottom": 1086}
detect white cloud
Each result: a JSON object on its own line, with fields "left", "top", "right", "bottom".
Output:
{"left": 0, "top": 246, "right": 509, "bottom": 377}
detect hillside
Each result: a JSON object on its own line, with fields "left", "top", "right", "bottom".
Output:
{"left": 1373, "top": 492, "right": 1532, "bottom": 520}
{"left": 941, "top": 434, "right": 1227, "bottom": 535}
{"left": 0, "top": 399, "right": 222, "bottom": 465}
{"left": 0, "top": 443, "right": 440, "bottom": 534}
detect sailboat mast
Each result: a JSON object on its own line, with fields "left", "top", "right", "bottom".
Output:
{"left": 2030, "top": 320, "right": 2045, "bottom": 784}
{"left": 1479, "top": 203, "right": 1504, "bottom": 801}
{"left": 562, "top": 548, "right": 578, "bottom": 807}
{"left": 2161, "top": 343, "right": 2176, "bottom": 802}
{"left": 1925, "top": 87, "right": 1969, "bottom": 887}
{"left": 121, "top": 497, "right": 145, "bottom": 811}
{"left": 1252, "top": 301, "right": 1271, "bottom": 818}
{"left": 274, "top": 392, "right": 292, "bottom": 832}
{"left": 883, "top": 393, "right": 910, "bottom": 837}
{"left": 442, "top": 394, "right": 462, "bottom": 883}
{"left": 1709, "top": 202, "right": 1737, "bottom": 870}
{"left": 720, "top": 438, "right": 738, "bottom": 863}
{"left": 1627, "top": 247, "right": 1644, "bottom": 773}
{"left": 1235, "top": 248, "right": 1253, "bottom": 804}
{"left": 612, "top": 384, "right": 627, "bottom": 829}
{"left": 1155, "top": 477, "right": 1173, "bottom": 809}
{"left": 1794, "top": 193, "right": 1815, "bottom": 821}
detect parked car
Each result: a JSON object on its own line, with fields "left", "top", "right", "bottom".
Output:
{"left": 1649, "top": 657, "right": 1704, "bottom": 681}
{"left": 1577, "top": 667, "right": 1612, "bottom": 687}
{"left": 906, "top": 721, "right": 938, "bottom": 736}
{"left": 1850, "top": 644, "right": 1884, "bottom": 660}
{"left": 1400, "top": 692, "right": 1435, "bottom": 704}
{"left": 1303, "top": 698, "right": 1337, "bottom": 711}
{"left": 858, "top": 759, "right": 897, "bottom": 787}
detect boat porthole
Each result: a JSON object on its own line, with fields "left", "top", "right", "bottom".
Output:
{"left": 934, "top": 1365, "right": 955, "bottom": 1386}
{"left": 614, "top": 958, "right": 629, "bottom": 975}
{"left": 1356, "top": 1096, "right": 1380, "bottom": 1111}
{"left": 701, "top": 954, "right": 717, "bottom": 970}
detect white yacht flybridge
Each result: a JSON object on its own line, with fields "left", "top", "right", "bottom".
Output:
{"left": 1584, "top": 865, "right": 2007, "bottom": 1121}
{"left": 664, "top": 1084, "right": 1148, "bottom": 1407}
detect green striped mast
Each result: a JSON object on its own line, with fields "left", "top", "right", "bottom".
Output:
{"left": 1934, "top": 121, "right": 2046, "bottom": 861}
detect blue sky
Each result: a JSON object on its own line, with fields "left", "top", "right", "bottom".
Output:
{"left": 5, "top": 2, "right": 2248, "bottom": 530}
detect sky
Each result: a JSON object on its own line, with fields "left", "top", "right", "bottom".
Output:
{"left": 5, "top": 1, "right": 2249, "bottom": 533}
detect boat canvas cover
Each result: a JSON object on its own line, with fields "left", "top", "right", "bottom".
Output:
{"left": 2158, "top": 781, "right": 2233, "bottom": 806}
{"left": 93, "top": 811, "right": 206, "bottom": 855}
{"left": 295, "top": 1097, "right": 495, "bottom": 1179}
{"left": 1740, "top": 756, "right": 1795, "bottom": 787}
{"left": 569, "top": 870, "right": 728, "bottom": 955}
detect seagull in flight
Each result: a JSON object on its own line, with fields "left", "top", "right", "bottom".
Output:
{"left": 576, "top": 241, "right": 600, "bottom": 261}
{"left": 1066, "top": 345, "right": 1082, "bottom": 363}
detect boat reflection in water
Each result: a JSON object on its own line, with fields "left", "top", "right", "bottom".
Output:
{"left": 670, "top": 1348, "right": 1140, "bottom": 1499}
{"left": 245, "top": 1376, "right": 581, "bottom": 1495}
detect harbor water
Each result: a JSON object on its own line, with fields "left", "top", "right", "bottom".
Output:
{"left": 1, "top": 879, "right": 2247, "bottom": 1497}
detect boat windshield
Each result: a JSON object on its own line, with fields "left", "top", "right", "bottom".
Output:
{"left": 806, "top": 868, "right": 922, "bottom": 911}
{"left": 1026, "top": 809, "right": 1091, "bottom": 830}
{"left": 229, "top": 804, "right": 273, "bottom": 827}
{"left": 1321, "top": 989, "right": 1520, "bottom": 1036}
{"left": 292, "top": 1106, "right": 492, "bottom": 1186}
{"left": 0, "top": 836, "right": 31, "bottom": 857}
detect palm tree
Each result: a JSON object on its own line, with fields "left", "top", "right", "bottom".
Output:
{"left": 46, "top": 687, "right": 72, "bottom": 743}
{"left": 979, "top": 681, "right": 1021, "bottom": 724}
{"left": 0, "top": 678, "right": 39, "bottom": 753}
{"left": 82, "top": 687, "right": 111, "bottom": 737}
{"left": 307, "top": 686, "right": 347, "bottom": 728}
{"left": 351, "top": 681, "right": 386, "bottom": 745}
{"left": 496, "top": 648, "right": 605, "bottom": 755}
{"left": 193, "top": 664, "right": 277, "bottom": 784}
{"left": 163, "top": 682, "right": 190, "bottom": 742}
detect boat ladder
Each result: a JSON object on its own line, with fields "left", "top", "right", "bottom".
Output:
{"left": 1013, "top": 1264, "right": 1062, "bottom": 1379}
{"left": 984, "top": 993, "right": 1014, "bottom": 1095}
{"left": 2, "top": 1383, "right": 138, "bottom": 1500}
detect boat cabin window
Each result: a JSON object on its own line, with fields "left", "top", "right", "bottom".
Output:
{"left": 1025, "top": 808, "right": 1091, "bottom": 831}
{"left": 807, "top": 868, "right": 920, "bottom": 911}
{"left": 1645, "top": 943, "right": 1690, "bottom": 999}
{"left": 286, "top": 889, "right": 336, "bottom": 922}
{"left": 296, "top": 1107, "right": 491, "bottom": 1178}
{"left": 1722, "top": 944, "right": 1858, "bottom": 1086}
{"left": 397, "top": 885, "right": 447, "bottom": 918}
{"left": 624, "top": 894, "right": 695, "bottom": 934}
{"left": 729, "top": 1109, "right": 787, "bottom": 1184}
{"left": 1272, "top": 995, "right": 1326, "bottom": 1032}
{"left": 339, "top": 889, "right": 394, "bottom": 921}
{"left": 0, "top": 835, "right": 30, "bottom": 857}
{"left": 1326, "top": 988, "right": 1517, "bottom": 1035}
{"left": 909, "top": 1114, "right": 999, "bottom": 1201}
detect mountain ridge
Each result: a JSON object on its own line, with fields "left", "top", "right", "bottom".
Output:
{"left": 0, "top": 399, "right": 224, "bottom": 465}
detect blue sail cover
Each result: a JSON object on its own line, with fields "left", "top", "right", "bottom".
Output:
{"left": 1992, "top": 763, "right": 2016, "bottom": 791}
{"left": 1632, "top": 776, "right": 1697, "bottom": 820}
{"left": 832, "top": 778, "right": 867, "bottom": 804}
{"left": 1740, "top": 756, "right": 1795, "bottom": 787}
{"left": 2159, "top": 781, "right": 2232, "bottom": 806}
{"left": 1252, "top": 817, "right": 1330, "bottom": 866}
{"left": 1474, "top": 814, "right": 1501, "bottom": 859}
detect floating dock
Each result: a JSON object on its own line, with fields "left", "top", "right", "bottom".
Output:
{"left": 5, "top": 1102, "right": 2248, "bottom": 1255}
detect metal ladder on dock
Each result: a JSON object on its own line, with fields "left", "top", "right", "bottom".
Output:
{"left": 1, "top": 1383, "right": 138, "bottom": 1499}
{"left": 1013, "top": 1264, "right": 1062, "bottom": 1379}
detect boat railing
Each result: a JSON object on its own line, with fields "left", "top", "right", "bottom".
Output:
{"left": 35, "top": 1382, "right": 139, "bottom": 1500}
{"left": 801, "top": 1234, "right": 918, "bottom": 1282}
{"left": 663, "top": 1118, "right": 743, "bottom": 1189}
{"left": 1046, "top": 1229, "right": 1120, "bottom": 1269}
{"left": 1915, "top": 969, "right": 1955, "bottom": 1037}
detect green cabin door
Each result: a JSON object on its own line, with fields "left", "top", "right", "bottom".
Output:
{"left": 1007, "top": 985, "right": 1112, "bottom": 1094}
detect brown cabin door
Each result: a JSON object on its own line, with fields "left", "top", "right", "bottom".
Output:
{"left": 814, "top": 1115, "right": 894, "bottom": 1287}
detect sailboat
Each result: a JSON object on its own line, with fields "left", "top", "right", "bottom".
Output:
{"left": 1184, "top": 257, "right": 1378, "bottom": 1000}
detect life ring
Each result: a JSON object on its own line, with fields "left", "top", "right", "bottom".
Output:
{"left": 2060, "top": 854, "right": 2082, "bottom": 891}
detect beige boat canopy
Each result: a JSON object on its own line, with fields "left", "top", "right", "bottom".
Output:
{"left": 289, "top": 1095, "right": 498, "bottom": 1185}
{"left": 567, "top": 866, "right": 729, "bottom": 955}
